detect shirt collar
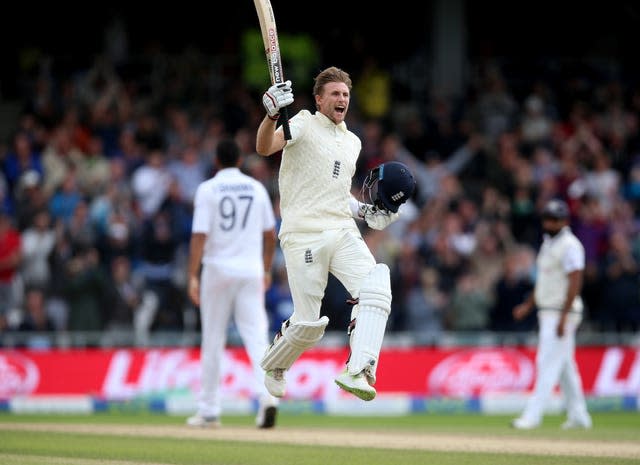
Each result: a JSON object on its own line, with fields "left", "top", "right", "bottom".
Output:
{"left": 216, "top": 167, "right": 241, "bottom": 176}
{"left": 315, "top": 111, "right": 348, "bottom": 133}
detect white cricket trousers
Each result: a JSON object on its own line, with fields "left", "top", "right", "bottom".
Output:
{"left": 280, "top": 228, "right": 377, "bottom": 323}
{"left": 520, "top": 310, "right": 590, "bottom": 424}
{"left": 197, "top": 264, "right": 275, "bottom": 417}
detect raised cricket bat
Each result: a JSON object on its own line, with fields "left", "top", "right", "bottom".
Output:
{"left": 253, "top": 0, "right": 292, "bottom": 140}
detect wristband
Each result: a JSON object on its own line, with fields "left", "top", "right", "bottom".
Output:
{"left": 268, "top": 113, "right": 280, "bottom": 121}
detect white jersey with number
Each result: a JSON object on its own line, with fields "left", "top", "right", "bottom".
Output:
{"left": 192, "top": 167, "right": 275, "bottom": 277}
{"left": 277, "top": 110, "right": 361, "bottom": 236}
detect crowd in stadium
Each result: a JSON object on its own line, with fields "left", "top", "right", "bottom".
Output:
{"left": 1, "top": 33, "right": 639, "bottom": 348}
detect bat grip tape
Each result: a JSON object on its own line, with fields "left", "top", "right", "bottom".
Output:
{"left": 279, "top": 107, "right": 291, "bottom": 140}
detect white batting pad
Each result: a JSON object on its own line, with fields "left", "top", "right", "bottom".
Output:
{"left": 348, "top": 264, "right": 391, "bottom": 382}
{"left": 261, "top": 316, "right": 330, "bottom": 371}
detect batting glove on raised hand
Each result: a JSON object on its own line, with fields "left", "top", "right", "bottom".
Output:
{"left": 359, "top": 204, "right": 400, "bottom": 230}
{"left": 263, "top": 80, "right": 294, "bottom": 119}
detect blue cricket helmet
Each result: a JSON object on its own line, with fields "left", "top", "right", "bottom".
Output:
{"left": 541, "top": 199, "right": 570, "bottom": 220}
{"left": 364, "top": 161, "right": 416, "bottom": 213}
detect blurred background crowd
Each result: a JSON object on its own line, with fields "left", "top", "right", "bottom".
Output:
{"left": 1, "top": 1, "right": 639, "bottom": 348}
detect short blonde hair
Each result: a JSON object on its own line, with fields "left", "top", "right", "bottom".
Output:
{"left": 312, "top": 66, "right": 352, "bottom": 96}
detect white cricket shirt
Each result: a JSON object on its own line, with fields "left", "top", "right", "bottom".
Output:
{"left": 192, "top": 167, "right": 275, "bottom": 277}
{"left": 277, "top": 110, "right": 361, "bottom": 236}
{"left": 534, "top": 226, "right": 585, "bottom": 314}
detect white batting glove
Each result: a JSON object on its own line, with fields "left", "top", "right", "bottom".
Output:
{"left": 359, "top": 204, "right": 400, "bottom": 230}
{"left": 263, "top": 80, "right": 294, "bottom": 119}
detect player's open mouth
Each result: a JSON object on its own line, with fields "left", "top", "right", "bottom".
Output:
{"left": 335, "top": 106, "right": 345, "bottom": 113}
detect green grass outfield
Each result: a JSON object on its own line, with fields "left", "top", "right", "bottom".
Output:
{"left": 0, "top": 411, "right": 639, "bottom": 465}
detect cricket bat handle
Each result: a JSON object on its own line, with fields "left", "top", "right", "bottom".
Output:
{"left": 280, "top": 106, "right": 291, "bottom": 140}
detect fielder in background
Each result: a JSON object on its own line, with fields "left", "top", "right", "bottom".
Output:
{"left": 511, "top": 199, "right": 593, "bottom": 430}
{"left": 186, "top": 138, "right": 279, "bottom": 429}
{"left": 255, "top": 66, "right": 416, "bottom": 401}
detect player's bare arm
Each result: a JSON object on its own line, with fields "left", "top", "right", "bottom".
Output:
{"left": 513, "top": 293, "right": 535, "bottom": 321}
{"left": 256, "top": 115, "right": 287, "bottom": 156}
{"left": 557, "top": 269, "right": 583, "bottom": 336}
{"left": 263, "top": 227, "right": 277, "bottom": 289}
{"left": 187, "top": 232, "right": 207, "bottom": 306}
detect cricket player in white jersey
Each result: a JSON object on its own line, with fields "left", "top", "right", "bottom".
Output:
{"left": 511, "top": 199, "right": 592, "bottom": 429}
{"left": 186, "top": 138, "right": 279, "bottom": 428}
{"left": 255, "top": 66, "right": 416, "bottom": 401}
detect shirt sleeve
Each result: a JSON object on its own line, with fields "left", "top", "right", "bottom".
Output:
{"left": 563, "top": 239, "right": 585, "bottom": 273}
{"left": 282, "top": 109, "right": 310, "bottom": 146}
{"left": 191, "top": 183, "right": 211, "bottom": 234}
